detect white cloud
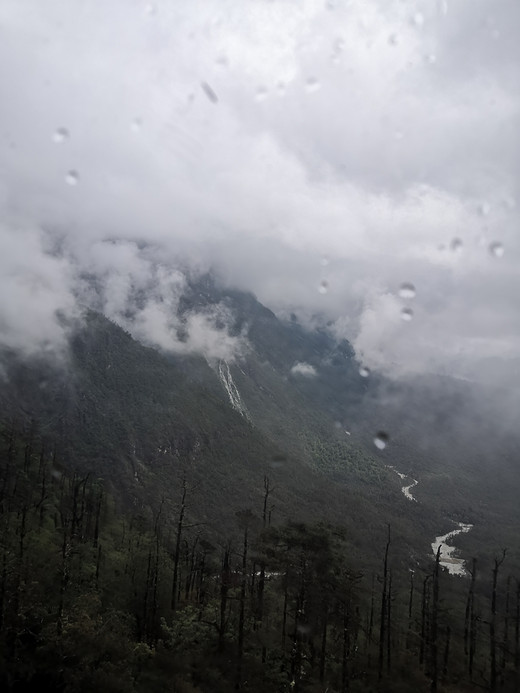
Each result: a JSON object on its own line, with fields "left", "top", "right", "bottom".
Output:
{"left": 0, "top": 0, "right": 517, "bottom": 379}
{"left": 290, "top": 362, "right": 317, "bottom": 377}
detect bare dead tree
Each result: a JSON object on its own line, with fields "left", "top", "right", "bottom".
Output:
{"left": 490, "top": 549, "right": 507, "bottom": 692}
{"left": 378, "top": 524, "right": 391, "bottom": 680}
{"left": 170, "top": 474, "right": 187, "bottom": 611}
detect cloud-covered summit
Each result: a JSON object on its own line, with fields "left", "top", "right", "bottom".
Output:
{"left": 0, "top": 0, "right": 518, "bottom": 380}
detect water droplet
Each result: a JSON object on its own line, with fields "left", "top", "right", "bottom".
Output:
{"left": 478, "top": 201, "right": 491, "bottom": 217}
{"left": 276, "top": 81, "right": 286, "bottom": 96}
{"left": 394, "top": 130, "right": 404, "bottom": 141}
{"left": 438, "top": 0, "right": 448, "bottom": 17}
{"left": 320, "top": 255, "right": 329, "bottom": 267}
{"left": 359, "top": 365, "right": 370, "bottom": 378}
{"left": 411, "top": 12, "right": 424, "bottom": 27}
{"left": 450, "top": 238, "right": 463, "bottom": 253}
{"left": 215, "top": 54, "right": 229, "bottom": 68}
{"left": 401, "top": 307, "right": 413, "bottom": 322}
{"left": 388, "top": 33, "right": 399, "bottom": 46}
{"left": 398, "top": 283, "right": 416, "bottom": 299}
{"left": 53, "top": 127, "right": 69, "bottom": 143}
{"left": 333, "top": 37, "right": 345, "bottom": 53}
{"left": 318, "top": 280, "right": 329, "bottom": 295}
{"left": 131, "top": 118, "right": 143, "bottom": 133}
{"left": 65, "top": 170, "right": 79, "bottom": 186}
{"left": 425, "top": 53, "right": 437, "bottom": 65}
{"left": 255, "top": 86, "right": 268, "bottom": 102}
{"left": 374, "top": 432, "right": 389, "bottom": 450}
{"left": 201, "top": 81, "right": 218, "bottom": 104}
{"left": 489, "top": 241, "right": 504, "bottom": 258}
{"left": 145, "top": 3, "right": 157, "bottom": 16}
{"left": 305, "top": 77, "right": 321, "bottom": 93}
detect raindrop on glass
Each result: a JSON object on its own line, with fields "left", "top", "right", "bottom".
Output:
{"left": 305, "top": 77, "right": 321, "bottom": 93}
{"left": 255, "top": 86, "right": 268, "bottom": 102}
{"left": 438, "top": 0, "right": 448, "bottom": 17}
{"left": 215, "top": 54, "right": 229, "bottom": 68}
{"left": 131, "top": 118, "right": 143, "bottom": 133}
{"left": 334, "top": 37, "right": 345, "bottom": 53}
{"left": 277, "top": 81, "right": 286, "bottom": 96}
{"left": 401, "top": 307, "right": 413, "bottom": 322}
{"left": 374, "top": 432, "right": 389, "bottom": 450}
{"left": 398, "top": 283, "right": 416, "bottom": 299}
{"left": 318, "top": 280, "right": 329, "bottom": 295}
{"left": 478, "top": 201, "right": 491, "bottom": 217}
{"left": 201, "top": 81, "right": 218, "bottom": 104}
{"left": 450, "top": 238, "right": 463, "bottom": 253}
{"left": 320, "top": 255, "right": 329, "bottom": 267}
{"left": 65, "top": 170, "right": 79, "bottom": 186}
{"left": 411, "top": 12, "right": 424, "bottom": 27}
{"left": 388, "top": 33, "right": 399, "bottom": 46}
{"left": 359, "top": 365, "right": 370, "bottom": 378}
{"left": 489, "top": 241, "right": 504, "bottom": 258}
{"left": 53, "top": 127, "right": 69, "bottom": 143}
{"left": 425, "top": 53, "right": 437, "bottom": 65}
{"left": 145, "top": 3, "right": 157, "bottom": 16}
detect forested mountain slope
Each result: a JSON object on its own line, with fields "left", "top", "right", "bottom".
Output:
{"left": 1, "top": 280, "right": 520, "bottom": 692}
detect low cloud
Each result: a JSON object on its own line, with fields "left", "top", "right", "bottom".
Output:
{"left": 290, "top": 362, "right": 317, "bottom": 378}
{"left": 0, "top": 0, "right": 518, "bottom": 383}
{"left": 0, "top": 222, "right": 79, "bottom": 357}
{"left": 0, "top": 226, "right": 246, "bottom": 362}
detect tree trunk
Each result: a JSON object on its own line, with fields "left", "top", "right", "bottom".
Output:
{"left": 378, "top": 525, "right": 391, "bottom": 680}
{"left": 219, "top": 546, "right": 230, "bottom": 652}
{"left": 236, "top": 522, "right": 249, "bottom": 690}
{"left": 490, "top": 550, "right": 506, "bottom": 692}
{"left": 319, "top": 603, "right": 328, "bottom": 683}
{"left": 430, "top": 545, "right": 441, "bottom": 693}
{"left": 420, "top": 575, "right": 431, "bottom": 667}
{"left": 341, "top": 603, "right": 350, "bottom": 693}
{"left": 170, "top": 476, "right": 187, "bottom": 611}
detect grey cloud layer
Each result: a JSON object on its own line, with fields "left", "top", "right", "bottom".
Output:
{"left": 0, "top": 0, "right": 518, "bottom": 380}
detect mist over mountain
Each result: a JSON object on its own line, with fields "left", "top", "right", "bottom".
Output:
{"left": 2, "top": 271, "right": 520, "bottom": 692}
{"left": 1, "top": 1, "right": 519, "bottom": 689}
{"left": 1, "top": 274, "right": 518, "bottom": 557}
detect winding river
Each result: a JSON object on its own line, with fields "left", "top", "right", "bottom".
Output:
{"left": 431, "top": 523, "right": 473, "bottom": 576}
{"left": 387, "top": 466, "right": 472, "bottom": 576}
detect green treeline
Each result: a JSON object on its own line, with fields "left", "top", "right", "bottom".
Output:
{"left": 1, "top": 423, "right": 520, "bottom": 692}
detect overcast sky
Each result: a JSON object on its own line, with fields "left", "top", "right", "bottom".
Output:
{"left": 0, "top": 0, "right": 518, "bottom": 381}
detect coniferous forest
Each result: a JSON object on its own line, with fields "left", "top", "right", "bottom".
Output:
{"left": 2, "top": 422, "right": 519, "bottom": 693}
